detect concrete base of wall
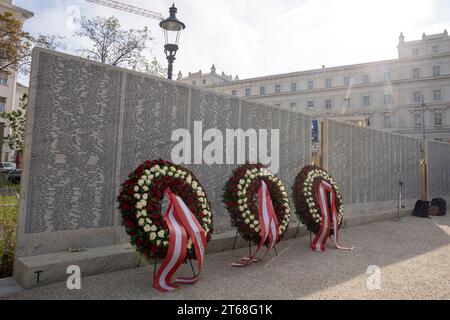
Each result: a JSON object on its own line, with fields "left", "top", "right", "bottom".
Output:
{"left": 13, "top": 207, "right": 411, "bottom": 290}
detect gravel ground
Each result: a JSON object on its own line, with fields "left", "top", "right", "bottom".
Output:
{"left": 3, "top": 215, "right": 450, "bottom": 300}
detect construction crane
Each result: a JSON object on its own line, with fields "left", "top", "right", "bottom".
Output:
{"left": 85, "top": 0, "right": 164, "bottom": 21}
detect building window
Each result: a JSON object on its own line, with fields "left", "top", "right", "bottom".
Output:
{"left": 413, "top": 91, "right": 422, "bottom": 103}
{"left": 291, "top": 83, "right": 297, "bottom": 92}
{"left": 384, "top": 115, "right": 391, "bottom": 128}
{"left": 433, "top": 66, "right": 441, "bottom": 77}
{"left": 0, "top": 76, "right": 7, "bottom": 86}
{"left": 363, "top": 74, "right": 370, "bottom": 84}
{"left": 232, "top": 90, "right": 237, "bottom": 96}
{"left": 307, "top": 101, "right": 314, "bottom": 109}
{"left": 325, "top": 99, "right": 332, "bottom": 109}
{"left": 325, "top": 79, "right": 332, "bottom": 88}
{"left": 433, "top": 90, "right": 442, "bottom": 101}
{"left": 290, "top": 102, "right": 297, "bottom": 110}
{"left": 413, "top": 48, "right": 419, "bottom": 56}
{"left": 414, "top": 114, "right": 422, "bottom": 127}
{"left": 413, "top": 68, "right": 420, "bottom": 79}
{"left": 275, "top": 103, "right": 281, "bottom": 108}
{"left": 307, "top": 80, "right": 314, "bottom": 90}
{"left": 432, "top": 45, "right": 439, "bottom": 54}
{"left": 245, "top": 88, "right": 251, "bottom": 96}
{"left": 260, "top": 86, "right": 266, "bottom": 95}
{"left": 344, "top": 98, "right": 351, "bottom": 107}
{"left": 384, "top": 94, "right": 392, "bottom": 105}
{"left": 202, "top": 79, "right": 207, "bottom": 85}
{"left": 363, "top": 96, "right": 371, "bottom": 106}
{"left": 0, "top": 97, "right": 6, "bottom": 112}
{"left": 384, "top": 71, "right": 391, "bottom": 82}
{"left": 275, "top": 84, "right": 281, "bottom": 93}
{"left": 434, "top": 112, "right": 442, "bottom": 126}
{"left": 344, "top": 76, "right": 351, "bottom": 86}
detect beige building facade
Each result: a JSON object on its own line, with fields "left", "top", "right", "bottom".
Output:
{"left": 0, "top": 0, "right": 33, "bottom": 161}
{"left": 179, "top": 31, "right": 450, "bottom": 143}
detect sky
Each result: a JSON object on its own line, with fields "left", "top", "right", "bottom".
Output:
{"left": 14, "top": 0, "right": 450, "bottom": 81}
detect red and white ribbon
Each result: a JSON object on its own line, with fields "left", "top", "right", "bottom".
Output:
{"left": 311, "top": 180, "right": 353, "bottom": 252}
{"left": 153, "top": 188, "right": 207, "bottom": 292}
{"left": 231, "top": 181, "right": 280, "bottom": 267}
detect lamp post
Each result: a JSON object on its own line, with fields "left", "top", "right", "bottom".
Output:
{"left": 160, "top": 4, "right": 185, "bottom": 80}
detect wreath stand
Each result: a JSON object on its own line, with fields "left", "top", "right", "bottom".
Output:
{"left": 231, "top": 229, "right": 279, "bottom": 257}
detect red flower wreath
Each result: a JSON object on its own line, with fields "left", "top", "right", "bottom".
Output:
{"left": 292, "top": 165, "right": 344, "bottom": 235}
{"left": 222, "top": 163, "right": 291, "bottom": 246}
{"left": 117, "top": 159, "right": 213, "bottom": 260}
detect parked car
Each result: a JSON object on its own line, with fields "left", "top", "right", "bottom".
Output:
{"left": 0, "top": 162, "right": 16, "bottom": 173}
{"left": 6, "top": 169, "right": 21, "bottom": 184}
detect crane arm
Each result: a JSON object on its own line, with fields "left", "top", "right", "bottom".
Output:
{"left": 85, "top": 0, "right": 164, "bottom": 21}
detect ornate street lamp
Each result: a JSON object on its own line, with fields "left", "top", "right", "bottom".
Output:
{"left": 160, "top": 4, "right": 185, "bottom": 80}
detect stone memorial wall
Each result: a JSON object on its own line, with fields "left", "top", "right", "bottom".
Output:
{"left": 427, "top": 140, "right": 450, "bottom": 198}
{"left": 327, "top": 119, "right": 421, "bottom": 210}
{"left": 16, "top": 49, "right": 311, "bottom": 257}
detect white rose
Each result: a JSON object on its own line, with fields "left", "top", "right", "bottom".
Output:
{"left": 142, "top": 193, "right": 148, "bottom": 200}
{"left": 250, "top": 174, "right": 255, "bottom": 179}
{"left": 255, "top": 227, "right": 260, "bottom": 232}
{"left": 254, "top": 220, "right": 259, "bottom": 225}
{"left": 144, "top": 169, "right": 151, "bottom": 175}
{"left": 168, "top": 171, "right": 173, "bottom": 177}
{"left": 239, "top": 179, "right": 245, "bottom": 185}
{"left": 156, "top": 239, "right": 161, "bottom": 246}
{"left": 245, "top": 218, "right": 250, "bottom": 224}
{"left": 141, "top": 210, "right": 147, "bottom": 217}
{"left": 163, "top": 241, "right": 168, "bottom": 246}
{"left": 175, "top": 174, "right": 180, "bottom": 178}
{"left": 249, "top": 215, "right": 255, "bottom": 220}
{"left": 280, "top": 186, "right": 285, "bottom": 192}
{"left": 250, "top": 224, "right": 255, "bottom": 229}
{"left": 150, "top": 225, "right": 157, "bottom": 232}
{"left": 146, "top": 218, "right": 152, "bottom": 224}
{"left": 170, "top": 167, "right": 176, "bottom": 172}
{"left": 134, "top": 186, "right": 139, "bottom": 192}
{"left": 187, "top": 239, "right": 193, "bottom": 250}
{"left": 238, "top": 184, "right": 242, "bottom": 190}
{"left": 136, "top": 203, "right": 142, "bottom": 209}
{"left": 192, "top": 181, "right": 198, "bottom": 189}
{"left": 143, "top": 224, "right": 151, "bottom": 232}
{"left": 158, "top": 230, "right": 165, "bottom": 238}
{"left": 138, "top": 180, "right": 144, "bottom": 186}
{"left": 149, "top": 232, "right": 157, "bottom": 240}
{"left": 238, "top": 199, "right": 243, "bottom": 204}
{"left": 134, "top": 193, "right": 141, "bottom": 199}
{"left": 239, "top": 206, "right": 244, "bottom": 212}
{"left": 150, "top": 167, "right": 156, "bottom": 173}
{"left": 138, "top": 218, "right": 145, "bottom": 226}
{"left": 186, "top": 175, "right": 192, "bottom": 184}
{"left": 155, "top": 172, "right": 160, "bottom": 178}
{"left": 143, "top": 186, "right": 149, "bottom": 192}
